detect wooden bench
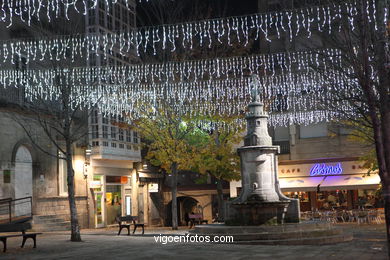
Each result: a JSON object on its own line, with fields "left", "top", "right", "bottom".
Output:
{"left": 0, "top": 232, "right": 42, "bottom": 252}
{"left": 188, "top": 214, "right": 208, "bottom": 228}
{"left": 116, "top": 216, "right": 144, "bottom": 235}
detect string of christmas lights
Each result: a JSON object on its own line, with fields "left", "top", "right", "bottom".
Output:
{"left": 4, "top": 64, "right": 360, "bottom": 126}
{"left": 0, "top": 0, "right": 133, "bottom": 27}
{"left": 0, "top": 48, "right": 342, "bottom": 86}
{"left": 0, "top": 0, "right": 383, "bottom": 64}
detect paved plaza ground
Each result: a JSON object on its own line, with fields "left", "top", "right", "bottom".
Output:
{"left": 0, "top": 223, "right": 387, "bottom": 260}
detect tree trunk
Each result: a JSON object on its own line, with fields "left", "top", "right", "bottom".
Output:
{"left": 66, "top": 141, "right": 82, "bottom": 242}
{"left": 171, "top": 162, "right": 178, "bottom": 230}
{"left": 62, "top": 83, "right": 82, "bottom": 242}
{"left": 216, "top": 178, "right": 224, "bottom": 222}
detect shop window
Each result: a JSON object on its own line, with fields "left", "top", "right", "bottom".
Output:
{"left": 58, "top": 152, "right": 68, "bottom": 196}
{"left": 300, "top": 122, "right": 328, "bottom": 138}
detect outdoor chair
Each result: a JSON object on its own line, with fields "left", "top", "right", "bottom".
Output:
{"left": 356, "top": 210, "right": 369, "bottom": 225}
{"left": 368, "top": 210, "right": 382, "bottom": 224}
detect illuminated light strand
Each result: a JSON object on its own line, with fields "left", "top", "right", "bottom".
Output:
{"left": 1, "top": 63, "right": 364, "bottom": 127}
{"left": 0, "top": 0, "right": 381, "bottom": 61}
{"left": 0, "top": 48, "right": 342, "bottom": 83}
{"left": 0, "top": 0, "right": 133, "bottom": 27}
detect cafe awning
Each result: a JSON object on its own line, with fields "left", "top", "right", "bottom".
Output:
{"left": 320, "top": 174, "right": 381, "bottom": 190}
{"left": 279, "top": 176, "right": 325, "bottom": 192}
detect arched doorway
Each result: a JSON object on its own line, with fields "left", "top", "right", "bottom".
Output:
{"left": 14, "top": 145, "right": 33, "bottom": 216}
{"left": 165, "top": 196, "right": 198, "bottom": 226}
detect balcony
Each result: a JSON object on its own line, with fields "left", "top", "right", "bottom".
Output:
{"left": 91, "top": 138, "right": 141, "bottom": 161}
{"left": 273, "top": 141, "right": 290, "bottom": 155}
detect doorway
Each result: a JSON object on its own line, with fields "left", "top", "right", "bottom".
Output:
{"left": 14, "top": 146, "right": 32, "bottom": 217}
{"left": 105, "top": 184, "right": 122, "bottom": 225}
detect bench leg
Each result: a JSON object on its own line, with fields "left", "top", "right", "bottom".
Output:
{"left": 141, "top": 225, "right": 144, "bottom": 235}
{"left": 118, "top": 226, "right": 130, "bottom": 236}
{"left": 133, "top": 225, "right": 137, "bottom": 234}
{"left": 21, "top": 235, "right": 37, "bottom": 249}
{"left": 32, "top": 235, "right": 37, "bottom": 248}
{"left": 0, "top": 237, "right": 6, "bottom": 253}
{"left": 21, "top": 236, "right": 27, "bottom": 248}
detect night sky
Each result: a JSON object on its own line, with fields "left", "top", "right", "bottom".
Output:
{"left": 137, "top": 0, "right": 258, "bottom": 27}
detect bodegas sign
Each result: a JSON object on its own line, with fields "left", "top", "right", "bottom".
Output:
{"left": 309, "top": 162, "right": 343, "bottom": 176}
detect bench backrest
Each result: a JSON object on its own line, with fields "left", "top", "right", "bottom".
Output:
{"left": 188, "top": 214, "right": 203, "bottom": 219}
{"left": 116, "top": 215, "right": 138, "bottom": 223}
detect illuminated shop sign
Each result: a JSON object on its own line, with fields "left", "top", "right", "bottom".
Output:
{"left": 309, "top": 163, "right": 343, "bottom": 176}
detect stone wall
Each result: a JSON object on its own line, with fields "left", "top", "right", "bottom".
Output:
{"left": 35, "top": 196, "right": 90, "bottom": 228}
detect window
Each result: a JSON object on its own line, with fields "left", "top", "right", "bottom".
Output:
{"left": 122, "top": 9, "right": 128, "bottom": 24}
{"left": 133, "top": 132, "right": 138, "bottom": 144}
{"left": 98, "top": 1, "right": 105, "bottom": 11}
{"left": 300, "top": 122, "right": 328, "bottom": 138}
{"left": 111, "top": 127, "right": 117, "bottom": 139}
{"left": 107, "top": 15, "right": 113, "bottom": 30}
{"left": 111, "top": 142, "right": 117, "bottom": 148}
{"left": 91, "top": 110, "right": 98, "bottom": 124}
{"left": 274, "top": 126, "right": 289, "bottom": 141}
{"left": 92, "top": 141, "right": 100, "bottom": 147}
{"left": 102, "top": 116, "right": 109, "bottom": 124}
{"left": 99, "top": 11, "right": 105, "bottom": 27}
{"left": 126, "top": 144, "right": 132, "bottom": 150}
{"left": 88, "top": 9, "right": 95, "bottom": 25}
{"left": 58, "top": 152, "right": 68, "bottom": 196}
{"left": 92, "top": 125, "right": 99, "bottom": 139}
{"left": 129, "top": 12, "right": 135, "bottom": 27}
{"left": 102, "top": 125, "right": 108, "bottom": 139}
{"left": 115, "top": 19, "right": 120, "bottom": 31}
{"left": 126, "top": 130, "right": 131, "bottom": 142}
{"left": 119, "top": 129, "right": 124, "bottom": 141}
{"left": 119, "top": 143, "right": 124, "bottom": 149}
{"left": 103, "top": 141, "right": 109, "bottom": 147}
{"left": 115, "top": 5, "right": 120, "bottom": 18}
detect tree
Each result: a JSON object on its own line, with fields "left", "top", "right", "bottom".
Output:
{"left": 9, "top": 82, "right": 93, "bottom": 241}
{"left": 309, "top": 0, "right": 390, "bottom": 253}
{"left": 3, "top": 8, "right": 89, "bottom": 242}
{"left": 190, "top": 117, "right": 243, "bottom": 221}
{"left": 131, "top": 105, "right": 197, "bottom": 230}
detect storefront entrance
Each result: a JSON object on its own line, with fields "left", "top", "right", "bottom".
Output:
{"left": 106, "top": 184, "right": 122, "bottom": 226}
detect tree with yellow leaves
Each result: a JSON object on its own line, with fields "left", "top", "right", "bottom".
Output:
{"left": 190, "top": 116, "right": 243, "bottom": 221}
{"left": 131, "top": 106, "right": 197, "bottom": 230}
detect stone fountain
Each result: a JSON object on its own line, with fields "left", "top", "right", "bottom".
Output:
{"left": 225, "top": 78, "right": 299, "bottom": 225}
{"left": 188, "top": 77, "right": 353, "bottom": 245}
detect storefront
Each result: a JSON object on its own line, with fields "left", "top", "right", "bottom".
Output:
{"left": 278, "top": 158, "right": 382, "bottom": 211}
{"left": 89, "top": 159, "right": 135, "bottom": 228}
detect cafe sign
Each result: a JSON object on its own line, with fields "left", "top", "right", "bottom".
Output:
{"left": 309, "top": 163, "right": 343, "bottom": 176}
